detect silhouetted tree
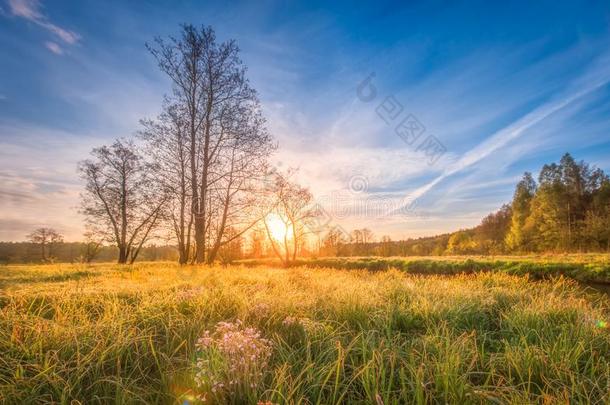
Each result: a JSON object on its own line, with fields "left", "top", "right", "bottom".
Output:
{"left": 322, "top": 226, "right": 348, "bottom": 256}
{"left": 79, "top": 139, "right": 167, "bottom": 264}
{"left": 140, "top": 101, "right": 192, "bottom": 264}
{"left": 80, "top": 231, "right": 102, "bottom": 263}
{"left": 349, "top": 228, "right": 375, "bottom": 255}
{"left": 26, "top": 227, "right": 63, "bottom": 262}
{"left": 148, "top": 24, "right": 273, "bottom": 264}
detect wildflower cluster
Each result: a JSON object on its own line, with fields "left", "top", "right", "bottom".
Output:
{"left": 194, "top": 320, "right": 272, "bottom": 402}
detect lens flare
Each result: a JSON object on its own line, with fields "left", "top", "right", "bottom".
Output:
{"left": 265, "top": 214, "right": 291, "bottom": 241}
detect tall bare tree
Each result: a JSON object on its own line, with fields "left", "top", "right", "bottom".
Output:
{"left": 26, "top": 227, "right": 63, "bottom": 262}
{"left": 147, "top": 24, "right": 274, "bottom": 264}
{"left": 79, "top": 139, "right": 167, "bottom": 264}
{"left": 205, "top": 102, "right": 273, "bottom": 263}
{"left": 140, "top": 101, "right": 193, "bottom": 264}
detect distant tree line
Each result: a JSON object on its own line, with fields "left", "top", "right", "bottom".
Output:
{"left": 318, "top": 153, "right": 610, "bottom": 256}
{"left": 0, "top": 240, "right": 178, "bottom": 264}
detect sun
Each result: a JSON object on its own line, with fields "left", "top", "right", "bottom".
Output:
{"left": 265, "top": 214, "right": 291, "bottom": 241}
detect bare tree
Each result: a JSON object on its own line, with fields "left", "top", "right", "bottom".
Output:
{"left": 147, "top": 24, "right": 274, "bottom": 264}
{"left": 263, "top": 173, "right": 315, "bottom": 266}
{"left": 349, "top": 228, "right": 375, "bottom": 256}
{"left": 205, "top": 102, "right": 273, "bottom": 264}
{"left": 26, "top": 227, "right": 63, "bottom": 262}
{"left": 217, "top": 226, "right": 244, "bottom": 264}
{"left": 79, "top": 139, "right": 167, "bottom": 264}
{"left": 380, "top": 235, "right": 392, "bottom": 257}
{"left": 248, "top": 228, "right": 265, "bottom": 258}
{"left": 361, "top": 228, "right": 374, "bottom": 255}
{"left": 140, "top": 101, "right": 193, "bottom": 264}
{"left": 322, "top": 226, "right": 347, "bottom": 256}
{"left": 80, "top": 231, "right": 103, "bottom": 263}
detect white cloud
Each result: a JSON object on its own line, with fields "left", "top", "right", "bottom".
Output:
{"left": 44, "top": 40, "right": 62, "bottom": 54}
{"left": 7, "top": 0, "right": 80, "bottom": 45}
{"left": 7, "top": 0, "right": 42, "bottom": 19}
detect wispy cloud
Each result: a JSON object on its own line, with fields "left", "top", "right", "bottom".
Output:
{"left": 391, "top": 52, "right": 610, "bottom": 214}
{"left": 44, "top": 40, "right": 62, "bottom": 54}
{"left": 7, "top": 0, "right": 80, "bottom": 54}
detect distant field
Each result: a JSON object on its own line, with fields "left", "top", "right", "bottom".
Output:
{"left": 241, "top": 254, "right": 610, "bottom": 284}
{"left": 1, "top": 262, "right": 610, "bottom": 403}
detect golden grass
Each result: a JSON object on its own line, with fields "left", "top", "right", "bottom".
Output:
{"left": 1, "top": 262, "right": 609, "bottom": 403}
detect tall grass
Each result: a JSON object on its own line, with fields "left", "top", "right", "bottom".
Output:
{"left": 0, "top": 262, "right": 609, "bottom": 403}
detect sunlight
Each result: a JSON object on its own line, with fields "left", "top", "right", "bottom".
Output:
{"left": 265, "top": 214, "right": 291, "bottom": 241}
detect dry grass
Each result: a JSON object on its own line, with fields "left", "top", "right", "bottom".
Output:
{"left": 1, "top": 262, "right": 609, "bottom": 404}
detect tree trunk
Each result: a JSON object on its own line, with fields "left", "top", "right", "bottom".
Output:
{"left": 120, "top": 165, "right": 128, "bottom": 264}
{"left": 195, "top": 85, "right": 214, "bottom": 264}
{"left": 118, "top": 246, "right": 128, "bottom": 264}
{"left": 177, "top": 174, "right": 188, "bottom": 265}
{"left": 194, "top": 219, "right": 205, "bottom": 263}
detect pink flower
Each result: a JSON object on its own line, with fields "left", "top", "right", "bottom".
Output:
{"left": 194, "top": 321, "right": 273, "bottom": 399}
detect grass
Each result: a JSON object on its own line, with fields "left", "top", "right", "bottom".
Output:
{"left": 0, "top": 262, "right": 609, "bottom": 404}
{"left": 241, "top": 254, "right": 610, "bottom": 284}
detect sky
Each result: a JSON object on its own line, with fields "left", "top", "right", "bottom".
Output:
{"left": 1, "top": 0, "right": 610, "bottom": 241}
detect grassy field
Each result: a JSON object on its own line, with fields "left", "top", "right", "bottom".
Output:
{"left": 1, "top": 262, "right": 610, "bottom": 404}
{"left": 241, "top": 254, "right": 610, "bottom": 284}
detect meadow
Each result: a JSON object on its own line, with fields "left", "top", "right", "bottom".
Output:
{"left": 242, "top": 254, "right": 610, "bottom": 284}
{"left": 1, "top": 262, "right": 610, "bottom": 404}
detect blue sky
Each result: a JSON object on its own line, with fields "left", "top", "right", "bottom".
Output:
{"left": 1, "top": 0, "right": 610, "bottom": 241}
